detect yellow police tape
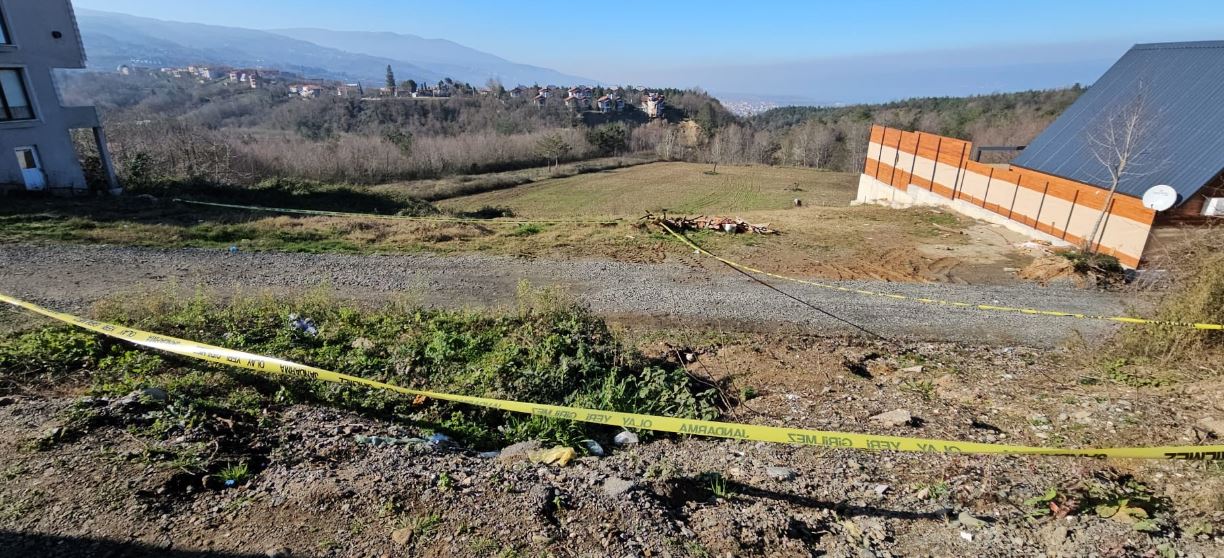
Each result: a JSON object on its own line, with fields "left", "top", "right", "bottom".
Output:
{"left": 3, "top": 293, "right": 1221, "bottom": 460}
{"left": 174, "top": 199, "right": 621, "bottom": 226}
{"left": 660, "top": 224, "right": 1224, "bottom": 331}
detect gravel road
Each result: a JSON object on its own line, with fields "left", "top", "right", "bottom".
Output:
{"left": 0, "top": 244, "right": 1131, "bottom": 347}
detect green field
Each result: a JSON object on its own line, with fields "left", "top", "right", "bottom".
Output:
{"left": 437, "top": 162, "right": 859, "bottom": 218}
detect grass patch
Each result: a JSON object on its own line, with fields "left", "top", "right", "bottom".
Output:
{"left": 381, "top": 155, "right": 656, "bottom": 202}
{"left": 217, "top": 462, "right": 251, "bottom": 486}
{"left": 438, "top": 162, "right": 858, "bottom": 218}
{"left": 0, "top": 286, "right": 719, "bottom": 450}
{"left": 508, "top": 224, "right": 542, "bottom": 237}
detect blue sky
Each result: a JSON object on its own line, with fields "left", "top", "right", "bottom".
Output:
{"left": 74, "top": 0, "right": 1224, "bottom": 102}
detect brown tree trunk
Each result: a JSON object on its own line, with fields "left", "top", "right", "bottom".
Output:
{"left": 1084, "top": 182, "right": 1119, "bottom": 254}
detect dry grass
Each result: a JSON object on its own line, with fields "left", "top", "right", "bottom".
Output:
{"left": 436, "top": 162, "right": 1025, "bottom": 282}
{"left": 437, "top": 162, "right": 857, "bottom": 218}
{"left": 4, "top": 162, "right": 1029, "bottom": 283}
{"left": 371, "top": 155, "right": 655, "bottom": 202}
{"left": 1115, "top": 227, "right": 1224, "bottom": 367}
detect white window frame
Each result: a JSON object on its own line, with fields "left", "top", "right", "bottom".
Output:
{"left": 0, "top": 66, "right": 37, "bottom": 123}
{"left": 14, "top": 145, "right": 41, "bottom": 171}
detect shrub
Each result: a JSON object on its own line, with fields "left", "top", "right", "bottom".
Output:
{"left": 1061, "top": 250, "right": 1123, "bottom": 275}
{"left": 1110, "top": 228, "right": 1223, "bottom": 366}
{"left": 454, "top": 205, "right": 515, "bottom": 219}
{"left": 509, "top": 224, "right": 542, "bottom": 237}
{"left": 0, "top": 327, "right": 106, "bottom": 392}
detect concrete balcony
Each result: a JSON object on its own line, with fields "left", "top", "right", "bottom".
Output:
{"left": 59, "top": 105, "right": 99, "bottom": 129}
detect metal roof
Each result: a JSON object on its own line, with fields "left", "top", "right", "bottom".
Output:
{"left": 1010, "top": 41, "right": 1224, "bottom": 205}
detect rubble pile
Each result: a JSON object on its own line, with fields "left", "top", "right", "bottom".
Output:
{"left": 647, "top": 213, "right": 778, "bottom": 234}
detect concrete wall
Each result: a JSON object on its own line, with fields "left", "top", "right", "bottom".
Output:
{"left": 0, "top": 0, "right": 96, "bottom": 194}
{"left": 856, "top": 125, "right": 1158, "bottom": 268}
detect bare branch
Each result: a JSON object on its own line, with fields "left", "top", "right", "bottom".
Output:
{"left": 1082, "top": 81, "right": 1170, "bottom": 253}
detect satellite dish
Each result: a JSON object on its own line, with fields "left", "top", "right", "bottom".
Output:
{"left": 1141, "top": 185, "right": 1177, "bottom": 211}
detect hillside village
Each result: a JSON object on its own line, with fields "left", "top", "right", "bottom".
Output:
{"left": 118, "top": 63, "right": 669, "bottom": 117}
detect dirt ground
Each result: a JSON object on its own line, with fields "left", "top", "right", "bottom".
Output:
{"left": 0, "top": 243, "right": 1131, "bottom": 347}
{"left": 2, "top": 333, "right": 1222, "bottom": 558}
{"left": 1, "top": 163, "right": 1042, "bottom": 286}
{"left": 3, "top": 163, "right": 1215, "bottom": 558}
{"left": 438, "top": 162, "right": 1038, "bottom": 284}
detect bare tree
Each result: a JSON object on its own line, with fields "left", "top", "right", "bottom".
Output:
{"left": 707, "top": 132, "right": 724, "bottom": 174}
{"left": 843, "top": 124, "right": 870, "bottom": 174}
{"left": 1084, "top": 84, "right": 1165, "bottom": 253}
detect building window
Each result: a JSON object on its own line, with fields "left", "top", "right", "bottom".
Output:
{"left": 0, "top": 69, "right": 34, "bottom": 121}
{"left": 0, "top": 8, "right": 9, "bottom": 45}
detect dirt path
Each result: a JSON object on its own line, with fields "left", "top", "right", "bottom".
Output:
{"left": 0, "top": 244, "right": 1132, "bottom": 347}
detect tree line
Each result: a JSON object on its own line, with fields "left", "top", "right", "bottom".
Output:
{"left": 60, "top": 71, "right": 1083, "bottom": 187}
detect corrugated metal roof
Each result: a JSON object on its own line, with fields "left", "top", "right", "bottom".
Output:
{"left": 1010, "top": 41, "right": 1224, "bottom": 204}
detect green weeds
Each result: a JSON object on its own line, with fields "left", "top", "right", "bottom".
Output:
{"left": 411, "top": 513, "right": 443, "bottom": 540}
{"left": 704, "top": 473, "right": 734, "bottom": 500}
{"left": 1024, "top": 474, "right": 1168, "bottom": 533}
{"left": 899, "top": 379, "right": 935, "bottom": 401}
{"left": 0, "top": 288, "right": 719, "bottom": 451}
{"left": 217, "top": 462, "right": 251, "bottom": 486}
{"left": 508, "top": 223, "right": 542, "bottom": 237}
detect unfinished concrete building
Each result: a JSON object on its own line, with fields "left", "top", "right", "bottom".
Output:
{"left": 0, "top": 0, "right": 118, "bottom": 194}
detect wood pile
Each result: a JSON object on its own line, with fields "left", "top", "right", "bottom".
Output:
{"left": 645, "top": 213, "right": 777, "bottom": 234}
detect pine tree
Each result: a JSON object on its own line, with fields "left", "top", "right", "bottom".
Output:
{"left": 385, "top": 65, "right": 396, "bottom": 95}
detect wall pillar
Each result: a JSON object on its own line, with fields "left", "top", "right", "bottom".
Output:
{"left": 93, "top": 127, "right": 121, "bottom": 195}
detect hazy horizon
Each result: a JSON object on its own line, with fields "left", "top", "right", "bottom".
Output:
{"left": 72, "top": 0, "right": 1224, "bottom": 104}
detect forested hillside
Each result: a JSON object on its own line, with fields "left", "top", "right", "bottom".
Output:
{"left": 697, "top": 87, "right": 1085, "bottom": 173}
{"left": 60, "top": 70, "right": 1082, "bottom": 188}
{"left": 60, "top": 72, "right": 732, "bottom": 186}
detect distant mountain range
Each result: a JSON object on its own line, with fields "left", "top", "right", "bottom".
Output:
{"left": 269, "top": 28, "right": 593, "bottom": 87}
{"left": 75, "top": 9, "right": 595, "bottom": 86}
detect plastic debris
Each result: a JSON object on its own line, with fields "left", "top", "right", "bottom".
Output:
{"left": 957, "top": 511, "right": 987, "bottom": 529}
{"left": 765, "top": 466, "right": 797, "bottom": 481}
{"left": 528, "top": 446, "right": 577, "bottom": 466}
{"left": 428, "top": 433, "right": 453, "bottom": 446}
{"left": 224, "top": 479, "right": 236, "bottom": 487}
{"left": 354, "top": 434, "right": 425, "bottom": 446}
{"left": 613, "top": 431, "right": 640, "bottom": 446}
{"left": 287, "top": 314, "right": 318, "bottom": 336}
{"left": 580, "top": 439, "right": 605, "bottom": 457}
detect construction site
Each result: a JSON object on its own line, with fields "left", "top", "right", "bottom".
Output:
{"left": 2, "top": 3, "right": 1224, "bottom": 558}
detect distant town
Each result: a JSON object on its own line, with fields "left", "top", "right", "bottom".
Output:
{"left": 118, "top": 63, "right": 672, "bottom": 118}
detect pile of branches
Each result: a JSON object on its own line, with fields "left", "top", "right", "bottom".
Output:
{"left": 644, "top": 212, "right": 777, "bottom": 234}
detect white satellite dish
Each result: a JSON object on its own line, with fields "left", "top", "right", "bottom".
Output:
{"left": 1141, "top": 185, "right": 1177, "bottom": 211}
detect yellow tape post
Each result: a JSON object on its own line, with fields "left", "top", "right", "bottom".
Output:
{"left": 174, "top": 199, "right": 621, "bottom": 226}
{"left": 659, "top": 223, "right": 1224, "bottom": 331}
{"left": 3, "top": 293, "right": 1221, "bottom": 460}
